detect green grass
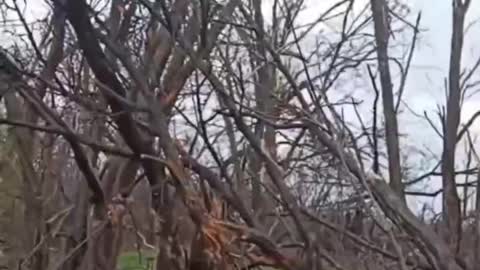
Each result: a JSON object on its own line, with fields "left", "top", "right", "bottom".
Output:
{"left": 118, "top": 251, "right": 156, "bottom": 270}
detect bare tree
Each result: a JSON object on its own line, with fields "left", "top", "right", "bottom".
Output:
{"left": 2, "top": 1, "right": 480, "bottom": 270}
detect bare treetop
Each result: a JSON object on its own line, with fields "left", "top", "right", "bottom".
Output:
{"left": 0, "top": 1, "right": 479, "bottom": 270}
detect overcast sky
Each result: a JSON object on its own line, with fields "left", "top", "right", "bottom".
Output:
{"left": 396, "top": 0, "right": 480, "bottom": 210}
{"left": 2, "top": 0, "right": 480, "bottom": 213}
{"left": 266, "top": 0, "right": 480, "bottom": 212}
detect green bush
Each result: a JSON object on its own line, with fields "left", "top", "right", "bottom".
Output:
{"left": 118, "top": 251, "right": 156, "bottom": 270}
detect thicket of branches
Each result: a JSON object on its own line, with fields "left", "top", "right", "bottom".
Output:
{"left": 0, "top": 0, "right": 479, "bottom": 270}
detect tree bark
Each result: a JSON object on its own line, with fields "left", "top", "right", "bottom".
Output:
{"left": 370, "top": 0, "right": 404, "bottom": 200}
{"left": 441, "top": 0, "right": 470, "bottom": 254}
